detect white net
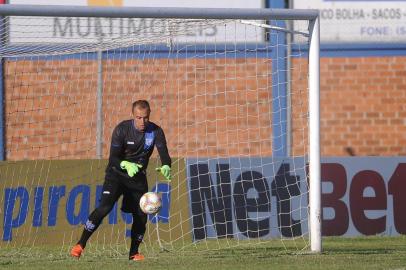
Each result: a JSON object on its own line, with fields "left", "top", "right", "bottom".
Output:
{"left": 0, "top": 13, "right": 312, "bottom": 258}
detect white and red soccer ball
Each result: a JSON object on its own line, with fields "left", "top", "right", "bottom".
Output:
{"left": 139, "top": 192, "right": 162, "bottom": 215}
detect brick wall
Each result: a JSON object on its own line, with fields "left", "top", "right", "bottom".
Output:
{"left": 6, "top": 59, "right": 99, "bottom": 160}
{"left": 315, "top": 57, "right": 405, "bottom": 156}
{"left": 5, "top": 55, "right": 406, "bottom": 160}
{"left": 5, "top": 57, "right": 276, "bottom": 160}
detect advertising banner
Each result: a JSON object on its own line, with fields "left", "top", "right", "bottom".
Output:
{"left": 186, "top": 157, "right": 406, "bottom": 239}
{"left": 2, "top": 157, "right": 405, "bottom": 247}
{"left": 0, "top": 159, "right": 188, "bottom": 247}
{"left": 294, "top": 0, "right": 406, "bottom": 43}
{"left": 7, "top": 0, "right": 265, "bottom": 44}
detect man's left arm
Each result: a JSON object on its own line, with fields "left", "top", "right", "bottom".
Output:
{"left": 155, "top": 127, "right": 172, "bottom": 180}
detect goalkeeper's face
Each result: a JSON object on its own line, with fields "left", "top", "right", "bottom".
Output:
{"left": 133, "top": 107, "right": 150, "bottom": 132}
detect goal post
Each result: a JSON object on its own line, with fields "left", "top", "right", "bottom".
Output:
{"left": 0, "top": 4, "right": 321, "bottom": 254}
{"left": 308, "top": 16, "right": 321, "bottom": 253}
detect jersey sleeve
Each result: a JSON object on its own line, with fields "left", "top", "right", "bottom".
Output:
{"left": 155, "top": 127, "right": 171, "bottom": 167}
{"left": 109, "top": 124, "right": 125, "bottom": 169}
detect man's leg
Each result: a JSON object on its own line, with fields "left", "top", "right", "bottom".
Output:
{"left": 129, "top": 210, "right": 147, "bottom": 258}
{"left": 121, "top": 171, "right": 149, "bottom": 261}
{"left": 122, "top": 188, "right": 148, "bottom": 260}
{"left": 76, "top": 199, "right": 117, "bottom": 248}
{"left": 71, "top": 178, "right": 121, "bottom": 257}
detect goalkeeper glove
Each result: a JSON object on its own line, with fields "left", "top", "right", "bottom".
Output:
{"left": 120, "top": 161, "right": 142, "bottom": 177}
{"left": 156, "top": 165, "right": 171, "bottom": 181}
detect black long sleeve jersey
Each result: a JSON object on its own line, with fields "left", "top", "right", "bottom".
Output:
{"left": 106, "top": 120, "right": 171, "bottom": 177}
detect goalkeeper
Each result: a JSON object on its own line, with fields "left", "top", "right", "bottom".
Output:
{"left": 71, "top": 100, "right": 171, "bottom": 261}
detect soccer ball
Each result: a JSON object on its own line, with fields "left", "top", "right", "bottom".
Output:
{"left": 139, "top": 192, "right": 162, "bottom": 215}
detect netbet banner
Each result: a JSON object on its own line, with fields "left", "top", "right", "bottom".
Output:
{"left": 294, "top": 0, "right": 406, "bottom": 43}
{"left": 186, "top": 157, "right": 406, "bottom": 240}
{"left": 8, "top": 0, "right": 265, "bottom": 44}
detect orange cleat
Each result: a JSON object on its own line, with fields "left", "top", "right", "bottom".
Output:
{"left": 70, "top": 244, "right": 84, "bottom": 259}
{"left": 129, "top": 253, "right": 145, "bottom": 261}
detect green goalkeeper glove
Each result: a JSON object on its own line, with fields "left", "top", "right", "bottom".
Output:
{"left": 156, "top": 165, "right": 171, "bottom": 181}
{"left": 120, "top": 161, "right": 142, "bottom": 177}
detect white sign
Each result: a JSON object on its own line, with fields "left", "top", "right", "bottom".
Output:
{"left": 8, "top": 0, "right": 266, "bottom": 44}
{"left": 294, "top": 0, "right": 406, "bottom": 43}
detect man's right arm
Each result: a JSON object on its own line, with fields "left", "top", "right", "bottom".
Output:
{"left": 108, "top": 124, "right": 143, "bottom": 178}
{"left": 109, "top": 125, "right": 124, "bottom": 169}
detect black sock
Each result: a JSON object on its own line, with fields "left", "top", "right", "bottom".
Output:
{"left": 77, "top": 219, "right": 99, "bottom": 248}
{"left": 77, "top": 229, "right": 93, "bottom": 248}
{"left": 129, "top": 234, "right": 144, "bottom": 258}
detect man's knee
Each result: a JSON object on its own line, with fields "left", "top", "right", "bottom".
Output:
{"left": 96, "top": 204, "right": 113, "bottom": 218}
{"left": 90, "top": 202, "right": 114, "bottom": 221}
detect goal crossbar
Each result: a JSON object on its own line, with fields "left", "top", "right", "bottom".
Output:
{"left": 0, "top": 5, "right": 318, "bottom": 20}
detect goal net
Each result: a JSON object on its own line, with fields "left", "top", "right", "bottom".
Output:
{"left": 0, "top": 5, "right": 320, "bottom": 258}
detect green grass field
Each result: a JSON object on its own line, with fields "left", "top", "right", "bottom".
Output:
{"left": 1, "top": 236, "right": 405, "bottom": 270}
